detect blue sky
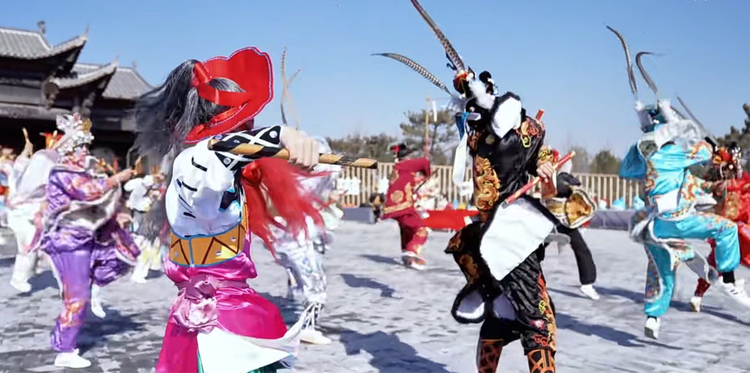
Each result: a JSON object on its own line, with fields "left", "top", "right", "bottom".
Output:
{"left": 3, "top": 0, "right": 748, "bottom": 156}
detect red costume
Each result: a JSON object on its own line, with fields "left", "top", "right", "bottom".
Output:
{"left": 382, "top": 144, "right": 431, "bottom": 268}
{"left": 694, "top": 145, "right": 750, "bottom": 298}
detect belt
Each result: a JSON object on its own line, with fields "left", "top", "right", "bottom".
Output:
{"left": 171, "top": 274, "right": 248, "bottom": 333}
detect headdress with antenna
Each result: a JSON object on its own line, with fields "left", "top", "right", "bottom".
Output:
{"left": 409, "top": 0, "right": 466, "bottom": 75}
{"left": 372, "top": 0, "right": 503, "bottom": 100}
{"left": 606, "top": 26, "right": 717, "bottom": 145}
{"left": 371, "top": 53, "right": 454, "bottom": 97}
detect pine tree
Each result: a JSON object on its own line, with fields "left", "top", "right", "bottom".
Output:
{"left": 589, "top": 150, "right": 622, "bottom": 175}
{"left": 326, "top": 133, "right": 398, "bottom": 162}
{"left": 399, "top": 109, "right": 457, "bottom": 165}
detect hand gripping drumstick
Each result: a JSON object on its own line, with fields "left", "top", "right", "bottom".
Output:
{"left": 500, "top": 150, "right": 575, "bottom": 209}
{"left": 208, "top": 139, "right": 379, "bottom": 169}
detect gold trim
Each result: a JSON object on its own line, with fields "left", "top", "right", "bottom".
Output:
{"left": 170, "top": 210, "right": 248, "bottom": 266}
{"left": 383, "top": 183, "right": 414, "bottom": 215}
{"left": 537, "top": 146, "right": 553, "bottom": 165}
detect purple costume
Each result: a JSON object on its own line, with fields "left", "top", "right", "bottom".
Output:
{"left": 42, "top": 162, "right": 139, "bottom": 352}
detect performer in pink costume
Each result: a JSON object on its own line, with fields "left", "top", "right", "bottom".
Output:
{"left": 134, "top": 47, "right": 324, "bottom": 373}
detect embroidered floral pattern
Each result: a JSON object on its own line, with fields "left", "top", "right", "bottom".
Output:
{"left": 722, "top": 190, "right": 741, "bottom": 221}
{"left": 390, "top": 190, "right": 404, "bottom": 204}
{"left": 536, "top": 275, "right": 557, "bottom": 351}
{"left": 473, "top": 156, "right": 501, "bottom": 211}
{"left": 382, "top": 183, "right": 414, "bottom": 215}
{"left": 644, "top": 248, "right": 662, "bottom": 302}
{"left": 644, "top": 160, "right": 657, "bottom": 193}
{"left": 468, "top": 130, "right": 483, "bottom": 152}
{"left": 537, "top": 146, "right": 554, "bottom": 165}
{"left": 516, "top": 118, "right": 543, "bottom": 148}
{"left": 458, "top": 254, "right": 480, "bottom": 284}
{"left": 60, "top": 299, "right": 85, "bottom": 327}
{"left": 446, "top": 231, "right": 463, "bottom": 253}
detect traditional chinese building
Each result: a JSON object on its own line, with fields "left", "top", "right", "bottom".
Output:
{"left": 0, "top": 21, "right": 151, "bottom": 166}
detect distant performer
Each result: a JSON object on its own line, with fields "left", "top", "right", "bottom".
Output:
{"left": 381, "top": 143, "right": 431, "bottom": 270}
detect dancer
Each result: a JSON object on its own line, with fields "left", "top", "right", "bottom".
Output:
{"left": 41, "top": 113, "right": 139, "bottom": 368}
{"left": 134, "top": 47, "right": 327, "bottom": 373}
{"left": 125, "top": 166, "right": 166, "bottom": 283}
{"left": 7, "top": 131, "right": 60, "bottom": 293}
{"left": 609, "top": 26, "right": 750, "bottom": 340}
{"left": 544, "top": 151, "right": 600, "bottom": 300}
{"left": 0, "top": 146, "right": 17, "bottom": 227}
{"left": 691, "top": 143, "right": 750, "bottom": 311}
{"left": 272, "top": 137, "right": 343, "bottom": 345}
{"left": 382, "top": 143, "right": 431, "bottom": 269}
{"left": 443, "top": 72, "right": 564, "bottom": 373}
{"left": 374, "top": 2, "right": 600, "bottom": 371}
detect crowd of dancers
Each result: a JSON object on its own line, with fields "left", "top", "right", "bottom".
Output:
{"left": 0, "top": 1, "right": 748, "bottom": 372}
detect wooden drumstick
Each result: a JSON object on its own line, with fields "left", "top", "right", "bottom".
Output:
{"left": 208, "top": 139, "right": 378, "bottom": 169}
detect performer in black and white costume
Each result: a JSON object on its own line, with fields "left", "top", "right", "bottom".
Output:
{"left": 373, "top": 1, "right": 596, "bottom": 371}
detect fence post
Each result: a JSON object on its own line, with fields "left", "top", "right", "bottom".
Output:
{"left": 338, "top": 163, "right": 633, "bottom": 208}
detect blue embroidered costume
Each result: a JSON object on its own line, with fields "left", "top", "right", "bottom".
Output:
{"left": 608, "top": 26, "right": 750, "bottom": 340}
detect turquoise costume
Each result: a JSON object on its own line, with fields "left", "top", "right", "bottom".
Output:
{"left": 607, "top": 26, "right": 749, "bottom": 338}
{"left": 621, "top": 134, "right": 738, "bottom": 318}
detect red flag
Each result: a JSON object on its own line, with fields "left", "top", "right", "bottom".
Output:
{"left": 422, "top": 209, "right": 479, "bottom": 230}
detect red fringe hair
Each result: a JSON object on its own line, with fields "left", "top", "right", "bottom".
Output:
{"left": 241, "top": 158, "right": 324, "bottom": 258}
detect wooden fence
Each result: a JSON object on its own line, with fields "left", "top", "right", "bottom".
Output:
{"left": 338, "top": 163, "right": 642, "bottom": 209}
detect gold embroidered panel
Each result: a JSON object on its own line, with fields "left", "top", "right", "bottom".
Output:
{"left": 170, "top": 214, "right": 247, "bottom": 266}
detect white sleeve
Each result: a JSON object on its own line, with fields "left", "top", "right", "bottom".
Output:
{"left": 170, "top": 139, "right": 235, "bottom": 222}
{"left": 490, "top": 96, "right": 522, "bottom": 138}
{"left": 165, "top": 126, "right": 285, "bottom": 236}
{"left": 123, "top": 178, "right": 143, "bottom": 192}
{"left": 142, "top": 175, "right": 155, "bottom": 188}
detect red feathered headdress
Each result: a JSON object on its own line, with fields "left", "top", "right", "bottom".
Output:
{"left": 184, "top": 47, "right": 274, "bottom": 144}
{"left": 713, "top": 147, "right": 732, "bottom": 166}
{"left": 42, "top": 132, "right": 63, "bottom": 149}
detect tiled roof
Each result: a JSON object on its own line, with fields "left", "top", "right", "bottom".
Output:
{"left": 53, "top": 59, "right": 118, "bottom": 89}
{"left": 0, "top": 26, "right": 86, "bottom": 59}
{"left": 72, "top": 63, "right": 152, "bottom": 99}
{"left": 0, "top": 25, "right": 151, "bottom": 100}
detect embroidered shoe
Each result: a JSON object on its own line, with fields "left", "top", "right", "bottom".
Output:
{"left": 644, "top": 317, "right": 660, "bottom": 340}
{"left": 54, "top": 349, "right": 92, "bottom": 369}
{"left": 689, "top": 296, "right": 703, "bottom": 312}
{"left": 579, "top": 284, "right": 600, "bottom": 300}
